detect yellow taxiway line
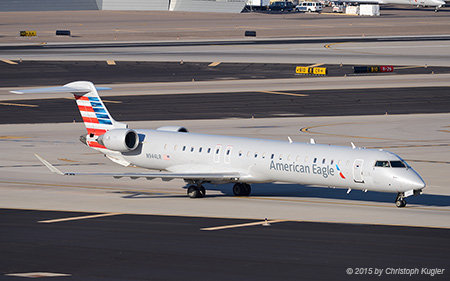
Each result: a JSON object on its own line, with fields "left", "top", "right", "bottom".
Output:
{"left": 1, "top": 60, "right": 18, "bottom": 65}
{"left": 208, "top": 61, "right": 221, "bottom": 67}
{"left": 260, "top": 91, "right": 308, "bottom": 97}
{"left": 307, "top": 63, "right": 324, "bottom": 68}
{"left": 38, "top": 212, "right": 122, "bottom": 224}
{"left": 201, "top": 219, "right": 288, "bottom": 231}
{"left": 0, "top": 102, "right": 38, "bottom": 107}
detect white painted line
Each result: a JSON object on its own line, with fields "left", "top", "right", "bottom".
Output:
{"left": 201, "top": 219, "right": 288, "bottom": 231}
{"left": 38, "top": 213, "right": 121, "bottom": 224}
{"left": 5, "top": 272, "right": 72, "bottom": 278}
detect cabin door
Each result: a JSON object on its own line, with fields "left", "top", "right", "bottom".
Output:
{"left": 353, "top": 159, "right": 364, "bottom": 183}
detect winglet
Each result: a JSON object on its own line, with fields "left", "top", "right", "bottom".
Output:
{"left": 34, "top": 154, "right": 64, "bottom": 175}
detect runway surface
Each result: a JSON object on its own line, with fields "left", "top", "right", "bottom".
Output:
{"left": 1, "top": 87, "right": 450, "bottom": 124}
{"left": 1, "top": 208, "right": 448, "bottom": 281}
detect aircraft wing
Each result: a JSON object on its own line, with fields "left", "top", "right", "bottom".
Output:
{"left": 35, "top": 154, "right": 241, "bottom": 182}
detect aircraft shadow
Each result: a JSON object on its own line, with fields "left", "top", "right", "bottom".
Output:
{"left": 116, "top": 183, "right": 450, "bottom": 207}
{"left": 207, "top": 183, "right": 450, "bottom": 207}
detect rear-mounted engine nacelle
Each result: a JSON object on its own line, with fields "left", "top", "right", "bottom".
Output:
{"left": 97, "top": 129, "right": 139, "bottom": 152}
{"left": 156, "top": 126, "right": 189, "bottom": 133}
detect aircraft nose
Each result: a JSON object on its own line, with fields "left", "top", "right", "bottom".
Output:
{"left": 408, "top": 172, "right": 426, "bottom": 190}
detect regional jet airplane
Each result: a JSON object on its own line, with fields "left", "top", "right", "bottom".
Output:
{"left": 12, "top": 81, "right": 425, "bottom": 207}
{"left": 344, "top": 0, "right": 445, "bottom": 11}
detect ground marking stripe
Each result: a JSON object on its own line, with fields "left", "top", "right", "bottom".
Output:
{"left": 38, "top": 212, "right": 121, "bottom": 223}
{"left": 394, "top": 65, "right": 427, "bottom": 70}
{"left": 1, "top": 60, "right": 18, "bottom": 65}
{"left": 106, "top": 60, "right": 116, "bottom": 65}
{"left": 208, "top": 61, "right": 221, "bottom": 67}
{"left": 260, "top": 91, "right": 308, "bottom": 97}
{"left": 3, "top": 207, "right": 449, "bottom": 230}
{"left": 201, "top": 219, "right": 288, "bottom": 231}
{"left": 64, "top": 97, "right": 122, "bottom": 104}
{"left": 307, "top": 63, "right": 324, "bottom": 68}
{"left": 0, "top": 102, "right": 38, "bottom": 107}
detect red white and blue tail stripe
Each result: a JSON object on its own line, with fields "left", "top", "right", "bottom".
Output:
{"left": 11, "top": 81, "right": 128, "bottom": 150}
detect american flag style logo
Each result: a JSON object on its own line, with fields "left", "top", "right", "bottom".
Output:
{"left": 74, "top": 94, "right": 115, "bottom": 149}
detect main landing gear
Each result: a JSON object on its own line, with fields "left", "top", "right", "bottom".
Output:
{"left": 233, "top": 183, "right": 251, "bottom": 196}
{"left": 187, "top": 182, "right": 252, "bottom": 198}
{"left": 395, "top": 192, "right": 407, "bottom": 208}
{"left": 187, "top": 185, "right": 206, "bottom": 198}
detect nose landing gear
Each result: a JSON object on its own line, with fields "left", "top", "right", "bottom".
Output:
{"left": 395, "top": 192, "right": 407, "bottom": 208}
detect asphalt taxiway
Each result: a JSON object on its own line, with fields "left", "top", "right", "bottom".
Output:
{"left": 1, "top": 208, "right": 448, "bottom": 281}
{"left": 1, "top": 86, "right": 450, "bottom": 124}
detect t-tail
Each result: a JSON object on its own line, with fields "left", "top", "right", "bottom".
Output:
{"left": 10, "top": 81, "right": 128, "bottom": 151}
{"left": 64, "top": 81, "right": 128, "bottom": 149}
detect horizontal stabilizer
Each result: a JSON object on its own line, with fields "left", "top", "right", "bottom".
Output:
{"left": 11, "top": 85, "right": 111, "bottom": 95}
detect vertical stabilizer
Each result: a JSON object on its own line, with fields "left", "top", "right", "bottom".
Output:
{"left": 64, "top": 81, "right": 127, "bottom": 137}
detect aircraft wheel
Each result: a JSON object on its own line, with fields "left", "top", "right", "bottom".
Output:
{"left": 188, "top": 185, "right": 205, "bottom": 198}
{"left": 199, "top": 185, "right": 206, "bottom": 197}
{"left": 395, "top": 199, "right": 406, "bottom": 208}
{"left": 233, "top": 183, "right": 251, "bottom": 196}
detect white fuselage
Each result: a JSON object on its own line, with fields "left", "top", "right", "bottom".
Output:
{"left": 112, "top": 129, "right": 425, "bottom": 194}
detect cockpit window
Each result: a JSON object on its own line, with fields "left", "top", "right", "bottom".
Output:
{"left": 375, "top": 161, "right": 390, "bottom": 167}
{"left": 375, "top": 160, "right": 408, "bottom": 168}
{"left": 390, "top": 161, "right": 406, "bottom": 168}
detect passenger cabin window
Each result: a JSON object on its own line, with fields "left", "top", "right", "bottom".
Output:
{"left": 271, "top": 154, "right": 274, "bottom": 159}
{"left": 199, "top": 147, "right": 202, "bottom": 153}
{"left": 207, "top": 148, "right": 211, "bottom": 153}
{"left": 182, "top": 146, "right": 186, "bottom": 152}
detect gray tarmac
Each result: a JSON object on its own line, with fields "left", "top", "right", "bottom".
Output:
{"left": 1, "top": 115, "right": 449, "bottom": 228}
{"left": 0, "top": 7, "right": 449, "bottom": 43}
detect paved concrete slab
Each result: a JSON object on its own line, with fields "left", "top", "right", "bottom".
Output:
{"left": 0, "top": 114, "right": 449, "bottom": 228}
